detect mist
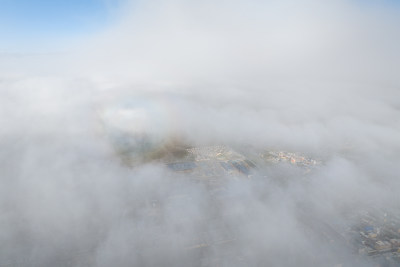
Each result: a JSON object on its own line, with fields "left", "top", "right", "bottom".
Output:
{"left": 1, "top": 0, "right": 400, "bottom": 266}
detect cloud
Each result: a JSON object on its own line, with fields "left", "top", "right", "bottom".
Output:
{"left": 0, "top": 0, "right": 400, "bottom": 266}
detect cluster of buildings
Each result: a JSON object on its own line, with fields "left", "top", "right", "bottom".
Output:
{"left": 163, "top": 146, "right": 323, "bottom": 179}
{"left": 260, "top": 150, "right": 320, "bottom": 169}
{"left": 165, "top": 146, "right": 255, "bottom": 178}
{"left": 347, "top": 210, "right": 400, "bottom": 264}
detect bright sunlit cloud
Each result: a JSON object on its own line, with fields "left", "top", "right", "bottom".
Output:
{"left": 1, "top": 1, "right": 400, "bottom": 266}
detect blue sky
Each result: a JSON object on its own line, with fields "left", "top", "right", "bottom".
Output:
{"left": 0, "top": 0, "right": 398, "bottom": 53}
{"left": 0, "top": 0, "right": 122, "bottom": 52}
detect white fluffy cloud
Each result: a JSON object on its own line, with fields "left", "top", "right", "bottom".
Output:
{"left": 0, "top": 1, "right": 399, "bottom": 266}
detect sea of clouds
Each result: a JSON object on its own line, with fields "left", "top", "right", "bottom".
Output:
{"left": 0, "top": 0, "right": 400, "bottom": 266}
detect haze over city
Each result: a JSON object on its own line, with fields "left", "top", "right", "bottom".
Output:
{"left": 1, "top": 0, "right": 400, "bottom": 266}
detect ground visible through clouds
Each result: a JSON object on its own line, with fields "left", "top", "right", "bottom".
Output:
{"left": 1, "top": 1, "right": 400, "bottom": 266}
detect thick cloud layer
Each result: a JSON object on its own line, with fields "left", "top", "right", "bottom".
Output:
{"left": 1, "top": 0, "right": 400, "bottom": 266}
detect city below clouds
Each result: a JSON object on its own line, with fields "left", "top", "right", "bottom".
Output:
{"left": 0, "top": 0, "right": 400, "bottom": 266}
